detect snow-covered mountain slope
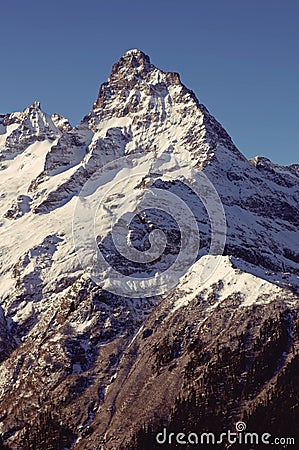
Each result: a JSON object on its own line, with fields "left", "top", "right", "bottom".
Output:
{"left": 0, "top": 50, "right": 298, "bottom": 449}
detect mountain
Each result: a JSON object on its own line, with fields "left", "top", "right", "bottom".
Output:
{"left": 0, "top": 50, "right": 298, "bottom": 449}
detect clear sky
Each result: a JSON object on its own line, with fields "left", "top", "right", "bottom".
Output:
{"left": 1, "top": 0, "right": 298, "bottom": 165}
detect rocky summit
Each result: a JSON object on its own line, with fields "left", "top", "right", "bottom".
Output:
{"left": 0, "top": 50, "right": 298, "bottom": 449}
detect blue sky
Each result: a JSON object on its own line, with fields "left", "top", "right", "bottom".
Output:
{"left": 1, "top": 0, "right": 298, "bottom": 165}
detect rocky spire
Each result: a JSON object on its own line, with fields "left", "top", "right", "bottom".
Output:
{"left": 31, "top": 101, "right": 41, "bottom": 109}
{"left": 93, "top": 49, "right": 182, "bottom": 110}
{"left": 110, "top": 49, "right": 154, "bottom": 77}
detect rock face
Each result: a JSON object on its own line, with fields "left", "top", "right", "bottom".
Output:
{"left": 0, "top": 50, "right": 298, "bottom": 449}
{"left": 0, "top": 102, "right": 71, "bottom": 161}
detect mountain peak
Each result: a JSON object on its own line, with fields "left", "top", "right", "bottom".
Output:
{"left": 93, "top": 49, "right": 185, "bottom": 112}
{"left": 110, "top": 48, "right": 153, "bottom": 78}
{"left": 123, "top": 48, "right": 149, "bottom": 58}
{"left": 0, "top": 102, "right": 71, "bottom": 161}
{"left": 91, "top": 50, "right": 238, "bottom": 156}
{"left": 31, "top": 100, "right": 41, "bottom": 109}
